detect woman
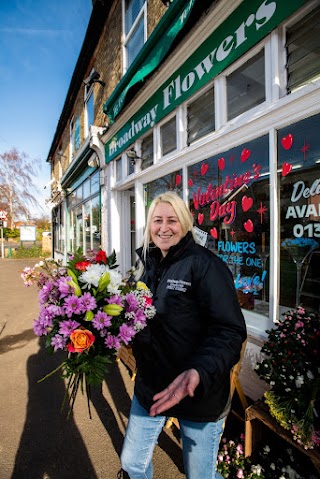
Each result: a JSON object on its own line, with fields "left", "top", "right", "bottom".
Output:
{"left": 120, "top": 191, "right": 247, "bottom": 479}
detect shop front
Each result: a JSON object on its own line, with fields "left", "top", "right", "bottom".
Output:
{"left": 101, "top": 0, "right": 320, "bottom": 345}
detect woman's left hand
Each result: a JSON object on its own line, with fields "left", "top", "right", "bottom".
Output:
{"left": 149, "top": 368, "right": 200, "bottom": 417}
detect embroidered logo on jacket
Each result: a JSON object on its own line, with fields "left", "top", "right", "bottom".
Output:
{"left": 166, "top": 279, "right": 191, "bottom": 292}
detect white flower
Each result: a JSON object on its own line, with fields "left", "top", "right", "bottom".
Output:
{"left": 107, "top": 269, "right": 125, "bottom": 294}
{"left": 78, "top": 263, "right": 107, "bottom": 288}
{"left": 295, "top": 375, "right": 304, "bottom": 388}
{"left": 251, "top": 464, "right": 262, "bottom": 475}
{"left": 306, "top": 370, "right": 314, "bottom": 380}
{"left": 263, "top": 445, "right": 270, "bottom": 453}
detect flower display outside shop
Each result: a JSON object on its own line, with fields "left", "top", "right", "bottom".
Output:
{"left": 21, "top": 249, "right": 156, "bottom": 417}
{"left": 217, "top": 434, "right": 311, "bottom": 478}
{"left": 255, "top": 307, "right": 320, "bottom": 450}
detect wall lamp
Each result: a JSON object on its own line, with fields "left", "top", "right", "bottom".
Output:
{"left": 83, "top": 69, "right": 105, "bottom": 87}
{"left": 126, "top": 149, "right": 145, "bottom": 165}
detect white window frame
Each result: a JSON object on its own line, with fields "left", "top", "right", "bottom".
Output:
{"left": 84, "top": 84, "right": 94, "bottom": 138}
{"left": 122, "top": 0, "right": 147, "bottom": 74}
{"left": 69, "top": 116, "right": 75, "bottom": 162}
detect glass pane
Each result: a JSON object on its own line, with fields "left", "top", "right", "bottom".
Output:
{"left": 227, "top": 50, "right": 265, "bottom": 121}
{"left": 84, "top": 202, "right": 91, "bottom": 252}
{"left": 188, "top": 136, "right": 270, "bottom": 316}
{"left": 75, "top": 207, "right": 83, "bottom": 251}
{"left": 92, "top": 195, "right": 101, "bottom": 251}
{"left": 83, "top": 178, "right": 90, "bottom": 199}
{"left": 127, "top": 17, "right": 144, "bottom": 67}
{"left": 91, "top": 171, "right": 100, "bottom": 194}
{"left": 160, "top": 116, "right": 177, "bottom": 156}
{"left": 125, "top": 0, "right": 144, "bottom": 34}
{"left": 144, "top": 170, "right": 183, "bottom": 210}
{"left": 187, "top": 88, "right": 215, "bottom": 144}
{"left": 278, "top": 112, "right": 320, "bottom": 313}
{"left": 86, "top": 92, "right": 94, "bottom": 133}
{"left": 130, "top": 195, "right": 136, "bottom": 266}
{"left": 116, "top": 157, "right": 122, "bottom": 181}
{"left": 141, "top": 133, "right": 154, "bottom": 170}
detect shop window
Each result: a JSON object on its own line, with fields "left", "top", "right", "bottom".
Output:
{"left": 144, "top": 169, "right": 183, "bottom": 209}
{"left": 84, "top": 87, "right": 94, "bottom": 137}
{"left": 278, "top": 112, "right": 320, "bottom": 313}
{"left": 286, "top": 5, "right": 320, "bottom": 93}
{"left": 160, "top": 116, "right": 177, "bottom": 157}
{"left": 91, "top": 170, "right": 100, "bottom": 194}
{"left": 227, "top": 49, "right": 265, "bottom": 121}
{"left": 141, "top": 132, "right": 154, "bottom": 170}
{"left": 187, "top": 88, "right": 215, "bottom": 145}
{"left": 53, "top": 203, "right": 65, "bottom": 253}
{"left": 188, "top": 135, "right": 270, "bottom": 316}
{"left": 123, "top": 0, "right": 146, "bottom": 70}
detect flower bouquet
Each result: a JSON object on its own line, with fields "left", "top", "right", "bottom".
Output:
{"left": 255, "top": 307, "right": 320, "bottom": 449}
{"left": 21, "top": 249, "right": 156, "bottom": 417}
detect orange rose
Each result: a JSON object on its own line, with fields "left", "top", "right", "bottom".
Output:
{"left": 67, "top": 328, "right": 95, "bottom": 353}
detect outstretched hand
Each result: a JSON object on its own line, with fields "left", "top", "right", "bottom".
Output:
{"left": 149, "top": 368, "right": 200, "bottom": 417}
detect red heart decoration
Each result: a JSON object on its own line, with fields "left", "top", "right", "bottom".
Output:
{"left": 210, "top": 227, "right": 218, "bottom": 239}
{"left": 281, "top": 134, "right": 293, "bottom": 150}
{"left": 282, "top": 162, "right": 292, "bottom": 177}
{"left": 242, "top": 196, "right": 253, "bottom": 212}
{"left": 200, "top": 163, "right": 209, "bottom": 176}
{"left": 198, "top": 213, "right": 204, "bottom": 225}
{"left": 188, "top": 178, "right": 193, "bottom": 187}
{"left": 217, "top": 158, "right": 225, "bottom": 171}
{"left": 241, "top": 148, "right": 251, "bottom": 162}
{"left": 175, "top": 174, "right": 182, "bottom": 186}
{"left": 244, "top": 219, "right": 254, "bottom": 233}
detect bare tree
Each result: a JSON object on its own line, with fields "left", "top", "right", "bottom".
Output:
{"left": 0, "top": 148, "right": 42, "bottom": 228}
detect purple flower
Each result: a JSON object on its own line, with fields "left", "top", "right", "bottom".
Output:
{"left": 57, "top": 277, "right": 74, "bottom": 298}
{"left": 64, "top": 295, "right": 83, "bottom": 317}
{"left": 33, "top": 319, "right": 48, "bottom": 336}
{"left": 134, "top": 309, "right": 146, "bottom": 325}
{"left": 38, "top": 281, "right": 54, "bottom": 304}
{"left": 92, "top": 311, "right": 111, "bottom": 330}
{"left": 51, "top": 334, "right": 67, "bottom": 351}
{"left": 118, "top": 324, "right": 135, "bottom": 345}
{"left": 80, "top": 292, "right": 97, "bottom": 311}
{"left": 106, "top": 294, "right": 123, "bottom": 305}
{"left": 59, "top": 319, "right": 81, "bottom": 337}
{"left": 38, "top": 306, "right": 55, "bottom": 328}
{"left": 125, "top": 292, "right": 139, "bottom": 312}
{"left": 105, "top": 334, "right": 121, "bottom": 349}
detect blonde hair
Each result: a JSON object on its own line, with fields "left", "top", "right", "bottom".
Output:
{"left": 136, "top": 191, "right": 195, "bottom": 277}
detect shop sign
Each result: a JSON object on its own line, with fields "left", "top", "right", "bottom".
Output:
{"left": 105, "top": 0, "right": 307, "bottom": 163}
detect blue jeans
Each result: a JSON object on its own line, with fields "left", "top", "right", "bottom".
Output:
{"left": 121, "top": 395, "right": 225, "bottom": 479}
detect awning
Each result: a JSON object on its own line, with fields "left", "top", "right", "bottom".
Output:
{"left": 103, "top": 0, "right": 196, "bottom": 123}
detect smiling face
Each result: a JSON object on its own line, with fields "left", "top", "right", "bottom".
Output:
{"left": 150, "top": 202, "right": 184, "bottom": 257}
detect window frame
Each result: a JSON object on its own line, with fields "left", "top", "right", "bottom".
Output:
{"left": 122, "top": 0, "right": 147, "bottom": 73}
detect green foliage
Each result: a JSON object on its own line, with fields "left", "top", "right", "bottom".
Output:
{"left": 3, "top": 228, "right": 19, "bottom": 238}
{"left": 13, "top": 245, "right": 51, "bottom": 258}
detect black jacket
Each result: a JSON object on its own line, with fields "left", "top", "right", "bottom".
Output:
{"left": 133, "top": 232, "right": 247, "bottom": 422}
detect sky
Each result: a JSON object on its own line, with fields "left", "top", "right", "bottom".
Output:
{"left": 0, "top": 0, "right": 93, "bottom": 218}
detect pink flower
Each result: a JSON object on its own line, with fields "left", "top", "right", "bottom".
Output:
{"left": 236, "top": 468, "right": 245, "bottom": 478}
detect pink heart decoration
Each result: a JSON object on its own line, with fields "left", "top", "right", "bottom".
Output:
{"left": 175, "top": 174, "right": 182, "bottom": 186}
{"left": 242, "top": 196, "right": 253, "bottom": 212}
{"left": 210, "top": 227, "right": 218, "bottom": 239}
{"left": 281, "top": 134, "right": 293, "bottom": 150}
{"left": 198, "top": 213, "right": 204, "bottom": 225}
{"left": 241, "top": 148, "right": 251, "bottom": 162}
{"left": 244, "top": 219, "right": 254, "bottom": 233}
{"left": 282, "top": 162, "right": 292, "bottom": 177}
{"left": 200, "top": 163, "right": 209, "bottom": 176}
{"left": 188, "top": 178, "right": 193, "bottom": 187}
{"left": 217, "top": 158, "right": 225, "bottom": 171}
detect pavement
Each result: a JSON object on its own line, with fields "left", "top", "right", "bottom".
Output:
{"left": 0, "top": 259, "right": 185, "bottom": 479}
